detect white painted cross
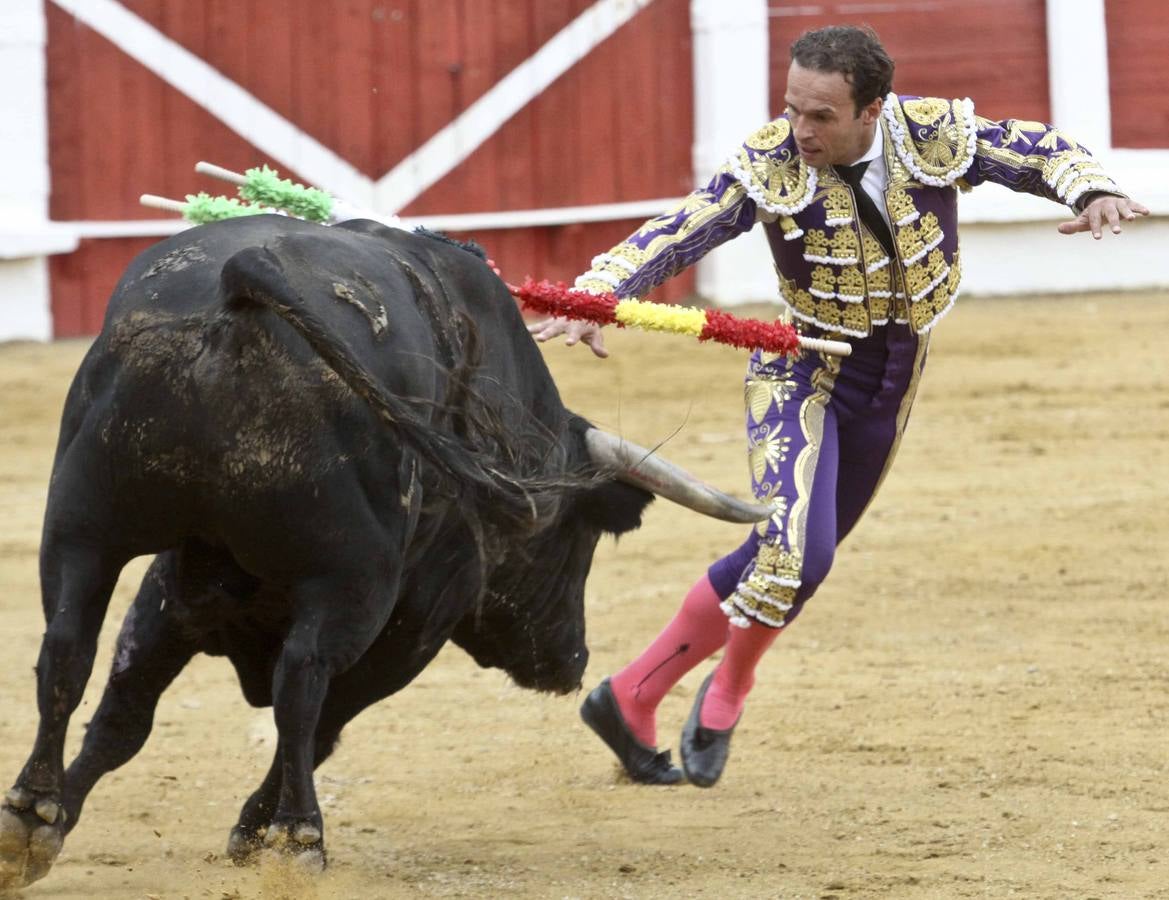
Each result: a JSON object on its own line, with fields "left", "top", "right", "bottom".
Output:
{"left": 49, "top": 0, "right": 656, "bottom": 214}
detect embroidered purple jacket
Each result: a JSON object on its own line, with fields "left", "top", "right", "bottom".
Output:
{"left": 575, "top": 94, "right": 1123, "bottom": 337}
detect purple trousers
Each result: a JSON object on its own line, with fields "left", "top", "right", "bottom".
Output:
{"left": 708, "top": 323, "right": 930, "bottom": 627}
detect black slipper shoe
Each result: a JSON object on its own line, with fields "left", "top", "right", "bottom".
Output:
{"left": 579, "top": 678, "right": 684, "bottom": 785}
{"left": 680, "top": 672, "right": 739, "bottom": 788}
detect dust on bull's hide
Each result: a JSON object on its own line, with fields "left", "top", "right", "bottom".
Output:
{"left": 140, "top": 243, "right": 210, "bottom": 278}
{"left": 332, "top": 277, "right": 389, "bottom": 337}
{"left": 97, "top": 413, "right": 202, "bottom": 483}
{"left": 104, "top": 309, "right": 358, "bottom": 490}
{"left": 108, "top": 311, "right": 205, "bottom": 402}
{"left": 212, "top": 327, "right": 358, "bottom": 489}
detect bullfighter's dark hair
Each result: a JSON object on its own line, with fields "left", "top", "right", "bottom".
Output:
{"left": 790, "top": 25, "right": 894, "bottom": 113}
{"left": 413, "top": 226, "right": 489, "bottom": 261}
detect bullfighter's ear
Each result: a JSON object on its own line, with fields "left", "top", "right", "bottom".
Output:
{"left": 576, "top": 480, "right": 654, "bottom": 536}
{"left": 861, "top": 95, "right": 883, "bottom": 125}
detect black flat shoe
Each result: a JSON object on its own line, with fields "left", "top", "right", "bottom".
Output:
{"left": 579, "top": 679, "right": 684, "bottom": 785}
{"left": 680, "top": 672, "right": 739, "bottom": 788}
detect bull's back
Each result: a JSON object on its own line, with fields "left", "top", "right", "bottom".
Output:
{"left": 48, "top": 217, "right": 432, "bottom": 558}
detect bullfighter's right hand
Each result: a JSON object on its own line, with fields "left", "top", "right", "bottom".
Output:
{"left": 527, "top": 316, "right": 609, "bottom": 358}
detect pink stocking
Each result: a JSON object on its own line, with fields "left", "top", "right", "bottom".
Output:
{"left": 609, "top": 574, "right": 729, "bottom": 746}
{"left": 700, "top": 620, "right": 782, "bottom": 730}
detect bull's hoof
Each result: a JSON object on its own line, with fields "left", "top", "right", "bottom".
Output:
{"left": 226, "top": 823, "right": 267, "bottom": 866}
{"left": 261, "top": 820, "right": 326, "bottom": 873}
{"left": 0, "top": 790, "right": 67, "bottom": 891}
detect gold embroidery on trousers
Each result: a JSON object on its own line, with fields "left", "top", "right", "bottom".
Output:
{"left": 730, "top": 355, "right": 835, "bottom": 627}
{"left": 728, "top": 543, "right": 801, "bottom": 627}
{"left": 748, "top": 425, "right": 792, "bottom": 488}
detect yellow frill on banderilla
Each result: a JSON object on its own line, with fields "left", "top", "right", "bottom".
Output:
{"left": 613, "top": 299, "right": 707, "bottom": 336}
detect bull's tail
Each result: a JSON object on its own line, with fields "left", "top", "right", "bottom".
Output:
{"left": 217, "top": 244, "right": 547, "bottom": 539}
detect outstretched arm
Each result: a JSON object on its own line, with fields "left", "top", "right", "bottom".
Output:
{"left": 529, "top": 164, "right": 759, "bottom": 357}
{"left": 960, "top": 112, "right": 1149, "bottom": 239}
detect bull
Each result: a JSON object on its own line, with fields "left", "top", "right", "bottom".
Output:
{"left": 0, "top": 215, "right": 770, "bottom": 889}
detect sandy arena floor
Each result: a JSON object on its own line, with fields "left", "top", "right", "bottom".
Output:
{"left": 1, "top": 290, "right": 1167, "bottom": 899}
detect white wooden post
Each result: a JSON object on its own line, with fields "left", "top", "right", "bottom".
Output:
{"left": 689, "top": 0, "right": 775, "bottom": 306}
{"left": 1045, "top": 0, "right": 1112, "bottom": 153}
{"left": 0, "top": 0, "right": 76, "bottom": 341}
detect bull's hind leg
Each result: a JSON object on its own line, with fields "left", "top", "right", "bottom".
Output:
{"left": 61, "top": 553, "right": 197, "bottom": 829}
{"left": 227, "top": 731, "right": 339, "bottom": 866}
{"left": 227, "top": 613, "right": 450, "bottom": 865}
{"left": 257, "top": 570, "right": 401, "bottom": 870}
{"left": 263, "top": 605, "right": 331, "bottom": 868}
{"left": 1, "top": 538, "right": 127, "bottom": 891}
{"left": 226, "top": 750, "right": 284, "bottom": 864}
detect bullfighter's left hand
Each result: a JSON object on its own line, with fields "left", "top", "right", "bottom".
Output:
{"left": 1058, "top": 194, "right": 1150, "bottom": 239}
{"left": 527, "top": 316, "right": 610, "bottom": 358}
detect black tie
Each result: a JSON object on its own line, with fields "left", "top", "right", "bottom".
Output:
{"left": 835, "top": 161, "right": 896, "bottom": 261}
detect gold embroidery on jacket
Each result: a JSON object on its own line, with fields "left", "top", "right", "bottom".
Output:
{"left": 1000, "top": 119, "right": 1047, "bottom": 148}
{"left": 732, "top": 120, "right": 815, "bottom": 213}
{"left": 864, "top": 229, "right": 894, "bottom": 323}
{"left": 830, "top": 227, "right": 860, "bottom": 261}
{"left": 897, "top": 225, "right": 926, "bottom": 263}
{"left": 823, "top": 186, "right": 853, "bottom": 225}
{"left": 918, "top": 212, "right": 942, "bottom": 248}
{"left": 888, "top": 96, "right": 976, "bottom": 183}
{"left": 837, "top": 266, "right": 866, "bottom": 301}
{"left": 903, "top": 97, "right": 953, "bottom": 126}
{"left": 745, "top": 118, "right": 792, "bottom": 151}
{"left": 904, "top": 261, "right": 931, "bottom": 299}
{"left": 810, "top": 266, "right": 836, "bottom": 298}
{"left": 575, "top": 172, "right": 748, "bottom": 294}
{"left": 886, "top": 187, "right": 918, "bottom": 225}
{"left": 840, "top": 301, "right": 870, "bottom": 335}
{"left": 779, "top": 215, "right": 803, "bottom": 238}
{"left": 905, "top": 247, "right": 952, "bottom": 331}
{"left": 803, "top": 228, "right": 830, "bottom": 260}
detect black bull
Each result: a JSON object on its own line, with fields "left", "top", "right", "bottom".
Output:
{"left": 0, "top": 216, "right": 765, "bottom": 887}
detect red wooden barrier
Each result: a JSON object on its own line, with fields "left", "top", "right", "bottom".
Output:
{"left": 768, "top": 0, "right": 1051, "bottom": 123}
{"left": 46, "top": 0, "right": 695, "bottom": 334}
{"left": 1106, "top": 0, "right": 1169, "bottom": 148}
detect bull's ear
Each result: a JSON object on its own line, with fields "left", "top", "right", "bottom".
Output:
{"left": 576, "top": 480, "right": 654, "bottom": 535}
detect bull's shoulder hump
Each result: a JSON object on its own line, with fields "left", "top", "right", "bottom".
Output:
{"left": 332, "top": 221, "right": 486, "bottom": 264}
{"left": 125, "top": 215, "right": 318, "bottom": 270}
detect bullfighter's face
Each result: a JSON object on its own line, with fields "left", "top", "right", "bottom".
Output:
{"left": 784, "top": 61, "right": 882, "bottom": 169}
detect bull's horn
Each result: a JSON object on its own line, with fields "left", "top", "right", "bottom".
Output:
{"left": 584, "top": 428, "right": 774, "bottom": 524}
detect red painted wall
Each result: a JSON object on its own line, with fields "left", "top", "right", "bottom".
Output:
{"left": 46, "top": 0, "right": 694, "bottom": 337}
{"left": 768, "top": 0, "right": 1051, "bottom": 123}
{"left": 1106, "top": 0, "right": 1169, "bottom": 148}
